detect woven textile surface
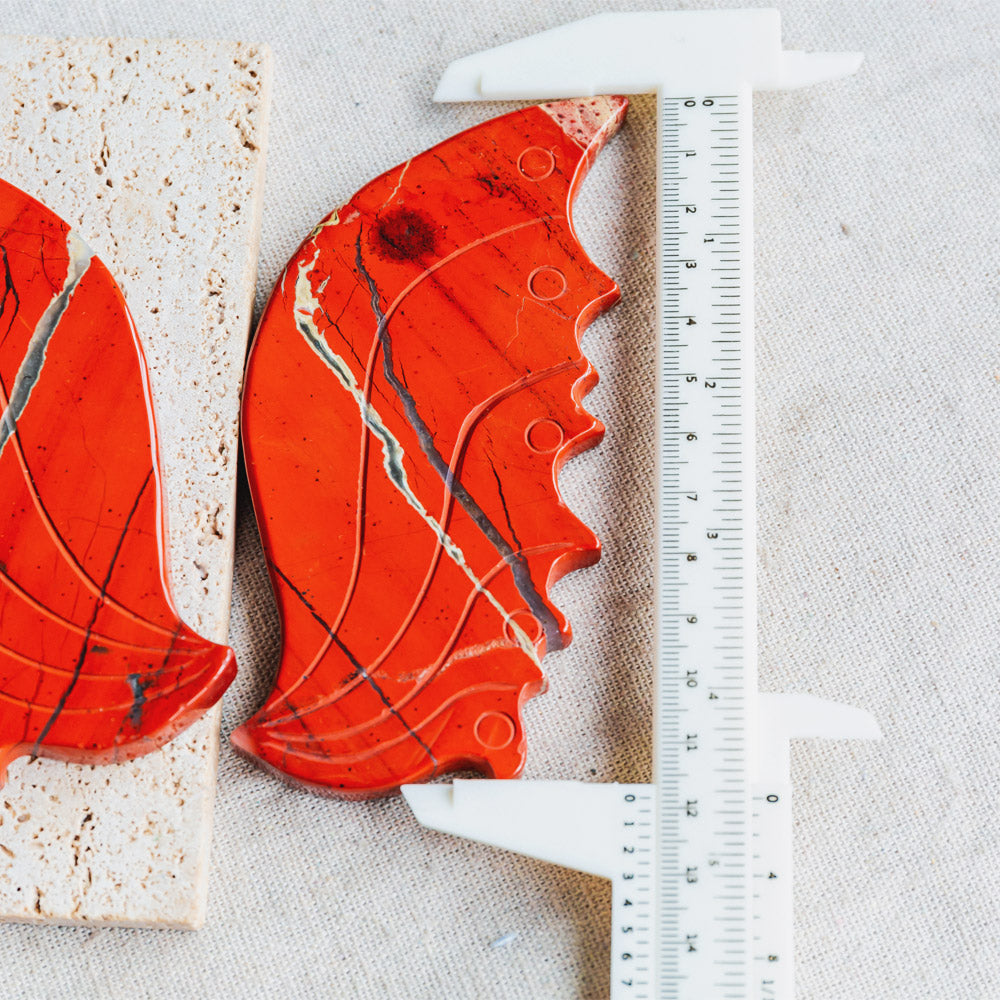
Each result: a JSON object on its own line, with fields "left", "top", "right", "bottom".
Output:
{"left": 1, "top": 0, "right": 998, "bottom": 997}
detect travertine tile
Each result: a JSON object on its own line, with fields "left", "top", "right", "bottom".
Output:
{"left": 0, "top": 36, "right": 272, "bottom": 927}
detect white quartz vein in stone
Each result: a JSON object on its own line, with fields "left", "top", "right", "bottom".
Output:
{"left": 0, "top": 230, "right": 93, "bottom": 457}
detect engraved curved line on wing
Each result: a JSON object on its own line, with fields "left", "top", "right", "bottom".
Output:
{"left": 336, "top": 217, "right": 556, "bottom": 638}
{"left": 270, "top": 236, "right": 542, "bottom": 711}
{"left": 0, "top": 639, "right": 164, "bottom": 680}
{"left": 0, "top": 427, "right": 192, "bottom": 645}
{"left": 337, "top": 264, "right": 607, "bottom": 696}
{"left": 261, "top": 358, "right": 584, "bottom": 727}
{"left": 294, "top": 241, "right": 517, "bottom": 618}
{"left": 267, "top": 258, "right": 377, "bottom": 727}
{"left": 0, "top": 231, "right": 198, "bottom": 645}
{"left": 356, "top": 361, "right": 581, "bottom": 667}
{"left": 0, "top": 565, "right": 182, "bottom": 654}
{"left": 264, "top": 214, "right": 600, "bottom": 721}
{"left": 266, "top": 561, "right": 438, "bottom": 769}
{"left": 0, "top": 637, "right": 220, "bottom": 693}
{"left": 357, "top": 223, "right": 564, "bottom": 652}
{"left": 264, "top": 539, "right": 571, "bottom": 735}
{"left": 263, "top": 533, "right": 517, "bottom": 731}
{"left": 270, "top": 679, "right": 523, "bottom": 765}
{"left": 0, "top": 654, "right": 222, "bottom": 715}
{"left": 256, "top": 349, "right": 578, "bottom": 731}
{"left": 30, "top": 469, "right": 153, "bottom": 752}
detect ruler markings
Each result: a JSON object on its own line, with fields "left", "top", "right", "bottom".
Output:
{"left": 651, "top": 89, "right": 751, "bottom": 1000}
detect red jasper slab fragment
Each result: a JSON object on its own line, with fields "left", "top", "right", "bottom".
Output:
{"left": 234, "top": 97, "right": 627, "bottom": 797}
{"left": 0, "top": 178, "right": 236, "bottom": 781}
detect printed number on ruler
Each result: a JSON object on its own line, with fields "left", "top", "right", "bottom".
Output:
{"left": 615, "top": 786, "right": 656, "bottom": 998}
{"left": 658, "top": 92, "right": 751, "bottom": 1000}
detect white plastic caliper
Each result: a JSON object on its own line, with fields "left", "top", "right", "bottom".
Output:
{"left": 403, "top": 11, "right": 880, "bottom": 1000}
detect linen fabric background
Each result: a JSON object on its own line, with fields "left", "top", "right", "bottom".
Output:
{"left": 1, "top": 1, "right": 997, "bottom": 997}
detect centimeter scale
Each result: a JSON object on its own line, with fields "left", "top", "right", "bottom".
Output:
{"left": 403, "top": 11, "right": 880, "bottom": 999}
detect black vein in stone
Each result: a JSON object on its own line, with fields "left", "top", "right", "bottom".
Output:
{"left": 0, "top": 244, "right": 20, "bottom": 347}
{"left": 7, "top": 406, "right": 168, "bottom": 638}
{"left": 31, "top": 470, "right": 153, "bottom": 756}
{"left": 352, "top": 230, "right": 562, "bottom": 652}
{"left": 125, "top": 673, "right": 150, "bottom": 728}
{"left": 269, "top": 561, "right": 438, "bottom": 770}
{"left": 489, "top": 455, "right": 524, "bottom": 557}
{"left": 109, "top": 622, "right": 178, "bottom": 749}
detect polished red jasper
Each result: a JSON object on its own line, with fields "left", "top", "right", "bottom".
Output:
{"left": 0, "top": 178, "right": 236, "bottom": 781}
{"left": 234, "top": 97, "right": 627, "bottom": 797}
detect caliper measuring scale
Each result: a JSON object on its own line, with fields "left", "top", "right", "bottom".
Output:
{"left": 403, "top": 11, "right": 881, "bottom": 999}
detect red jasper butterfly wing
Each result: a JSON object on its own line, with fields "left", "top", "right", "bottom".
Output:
{"left": 0, "top": 179, "right": 236, "bottom": 780}
{"left": 235, "top": 98, "right": 627, "bottom": 797}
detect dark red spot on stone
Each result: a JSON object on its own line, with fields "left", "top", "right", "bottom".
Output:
{"left": 370, "top": 207, "right": 439, "bottom": 262}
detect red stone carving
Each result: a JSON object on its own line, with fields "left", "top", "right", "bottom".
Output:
{"left": 234, "top": 97, "right": 627, "bottom": 797}
{"left": 0, "top": 178, "right": 236, "bottom": 781}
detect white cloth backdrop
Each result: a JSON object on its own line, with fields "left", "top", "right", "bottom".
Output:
{"left": 2, "top": 1, "right": 997, "bottom": 997}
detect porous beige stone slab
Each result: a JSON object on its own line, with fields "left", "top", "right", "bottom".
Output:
{"left": 0, "top": 37, "right": 272, "bottom": 927}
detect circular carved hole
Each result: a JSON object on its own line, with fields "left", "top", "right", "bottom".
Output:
{"left": 525, "top": 418, "right": 564, "bottom": 454}
{"left": 528, "top": 265, "right": 567, "bottom": 301}
{"left": 503, "top": 608, "right": 543, "bottom": 646}
{"left": 474, "top": 711, "right": 517, "bottom": 750}
{"left": 517, "top": 146, "right": 555, "bottom": 181}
